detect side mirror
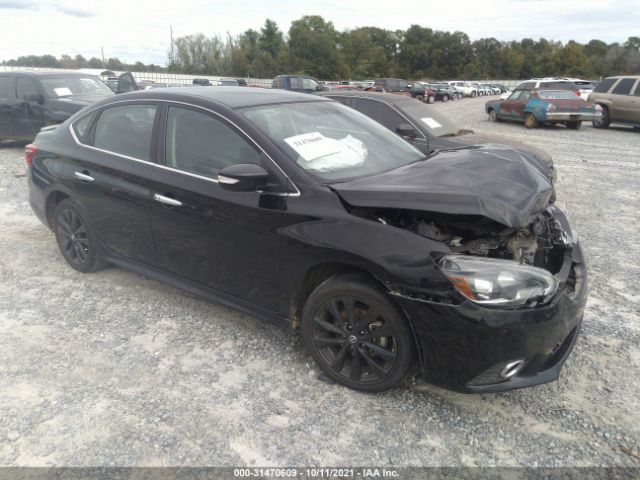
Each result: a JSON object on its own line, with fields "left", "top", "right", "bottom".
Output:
{"left": 396, "top": 123, "right": 418, "bottom": 139}
{"left": 24, "top": 93, "right": 43, "bottom": 104}
{"left": 217, "top": 164, "right": 270, "bottom": 192}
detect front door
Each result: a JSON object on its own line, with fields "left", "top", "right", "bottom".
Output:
{"left": 149, "top": 104, "right": 285, "bottom": 310}
{"left": 15, "top": 77, "right": 45, "bottom": 139}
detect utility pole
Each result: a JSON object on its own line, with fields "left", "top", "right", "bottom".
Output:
{"left": 101, "top": 46, "right": 105, "bottom": 68}
{"left": 169, "top": 25, "right": 174, "bottom": 67}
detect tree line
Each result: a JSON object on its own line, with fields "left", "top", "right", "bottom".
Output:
{"left": 3, "top": 16, "right": 640, "bottom": 80}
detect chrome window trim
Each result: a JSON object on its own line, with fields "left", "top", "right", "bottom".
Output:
{"left": 68, "top": 97, "right": 301, "bottom": 196}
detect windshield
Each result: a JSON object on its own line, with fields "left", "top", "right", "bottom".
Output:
{"left": 537, "top": 90, "right": 582, "bottom": 100}
{"left": 393, "top": 99, "right": 459, "bottom": 137}
{"left": 242, "top": 101, "right": 424, "bottom": 182}
{"left": 41, "top": 76, "right": 113, "bottom": 97}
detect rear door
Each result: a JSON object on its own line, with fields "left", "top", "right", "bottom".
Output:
{"left": 149, "top": 103, "right": 285, "bottom": 310}
{"left": 68, "top": 102, "right": 159, "bottom": 264}
{"left": 0, "top": 76, "right": 15, "bottom": 138}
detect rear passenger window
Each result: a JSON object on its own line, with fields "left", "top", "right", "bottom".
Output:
{"left": 165, "top": 106, "right": 261, "bottom": 179}
{"left": 612, "top": 78, "right": 636, "bottom": 95}
{"left": 93, "top": 104, "right": 157, "bottom": 161}
{"left": 593, "top": 78, "right": 616, "bottom": 93}
{"left": 0, "top": 77, "right": 14, "bottom": 100}
{"left": 72, "top": 113, "right": 94, "bottom": 142}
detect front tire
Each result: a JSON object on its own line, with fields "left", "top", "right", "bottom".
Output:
{"left": 488, "top": 109, "right": 499, "bottom": 122}
{"left": 442, "top": 94, "right": 449, "bottom": 102}
{"left": 301, "top": 274, "right": 417, "bottom": 393}
{"left": 53, "top": 199, "right": 106, "bottom": 273}
{"left": 593, "top": 105, "right": 610, "bottom": 128}
{"left": 427, "top": 95, "right": 435, "bottom": 104}
{"left": 470, "top": 91, "right": 476, "bottom": 98}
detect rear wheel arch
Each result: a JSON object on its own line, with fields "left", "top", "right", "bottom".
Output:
{"left": 45, "top": 190, "right": 71, "bottom": 228}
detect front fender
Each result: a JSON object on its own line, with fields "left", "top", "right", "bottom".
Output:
{"left": 278, "top": 204, "right": 453, "bottom": 314}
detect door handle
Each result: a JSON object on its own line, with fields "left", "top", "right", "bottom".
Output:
{"left": 154, "top": 193, "right": 182, "bottom": 207}
{"left": 74, "top": 171, "right": 94, "bottom": 182}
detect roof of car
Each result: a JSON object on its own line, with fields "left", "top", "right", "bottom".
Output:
{"left": 604, "top": 75, "right": 640, "bottom": 79}
{"left": 0, "top": 70, "right": 99, "bottom": 77}
{"left": 315, "top": 90, "right": 418, "bottom": 105}
{"left": 111, "top": 86, "right": 331, "bottom": 109}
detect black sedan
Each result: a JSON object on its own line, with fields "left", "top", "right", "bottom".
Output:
{"left": 316, "top": 90, "right": 556, "bottom": 184}
{"left": 26, "top": 88, "right": 587, "bottom": 393}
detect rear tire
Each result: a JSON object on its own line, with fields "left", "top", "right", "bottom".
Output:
{"left": 301, "top": 273, "right": 417, "bottom": 393}
{"left": 470, "top": 91, "right": 476, "bottom": 98}
{"left": 566, "top": 121, "right": 582, "bottom": 130}
{"left": 524, "top": 113, "right": 538, "bottom": 129}
{"left": 53, "top": 199, "right": 106, "bottom": 273}
{"left": 427, "top": 95, "right": 435, "bottom": 104}
{"left": 592, "top": 105, "right": 610, "bottom": 129}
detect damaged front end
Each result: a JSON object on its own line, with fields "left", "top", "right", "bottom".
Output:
{"left": 345, "top": 204, "right": 587, "bottom": 392}
{"left": 350, "top": 204, "right": 577, "bottom": 308}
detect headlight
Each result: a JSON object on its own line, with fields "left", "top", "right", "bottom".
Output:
{"left": 438, "top": 255, "right": 558, "bottom": 308}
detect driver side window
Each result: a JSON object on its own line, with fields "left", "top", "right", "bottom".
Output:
{"left": 165, "top": 106, "right": 262, "bottom": 179}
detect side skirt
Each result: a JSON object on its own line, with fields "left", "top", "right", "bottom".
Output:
{"left": 105, "top": 255, "right": 293, "bottom": 331}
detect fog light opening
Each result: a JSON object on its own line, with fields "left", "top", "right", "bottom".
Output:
{"left": 500, "top": 360, "right": 525, "bottom": 379}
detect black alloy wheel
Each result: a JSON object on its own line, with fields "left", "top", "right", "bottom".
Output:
{"left": 54, "top": 199, "right": 105, "bottom": 273}
{"left": 302, "top": 274, "right": 416, "bottom": 392}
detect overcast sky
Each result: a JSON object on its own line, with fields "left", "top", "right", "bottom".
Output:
{"left": 1, "top": 0, "right": 638, "bottom": 65}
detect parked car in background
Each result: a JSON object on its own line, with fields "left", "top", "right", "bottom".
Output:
{"left": 27, "top": 87, "right": 585, "bottom": 393}
{"left": 272, "top": 75, "right": 324, "bottom": 93}
{"left": 494, "top": 84, "right": 510, "bottom": 93}
{"left": 409, "top": 82, "right": 436, "bottom": 103}
{"left": 0, "top": 71, "right": 113, "bottom": 141}
{"left": 218, "top": 78, "right": 240, "bottom": 86}
{"left": 448, "top": 81, "right": 477, "bottom": 97}
{"left": 514, "top": 79, "right": 583, "bottom": 98}
{"left": 193, "top": 78, "right": 212, "bottom": 86}
{"left": 485, "top": 89, "right": 601, "bottom": 129}
{"left": 315, "top": 90, "right": 556, "bottom": 184}
{"left": 429, "top": 83, "right": 459, "bottom": 101}
{"left": 236, "top": 78, "right": 248, "bottom": 87}
{"left": 373, "top": 78, "right": 411, "bottom": 94}
{"left": 588, "top": 75, "right": 640, "bottom": 129}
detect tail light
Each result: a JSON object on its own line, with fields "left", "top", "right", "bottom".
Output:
{"left": 25, "top": 144, "right": 39, "bottom": 167}
{"left": 574, "top": 90, "right": 581, "bottom": 97}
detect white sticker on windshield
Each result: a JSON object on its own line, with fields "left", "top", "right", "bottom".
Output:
{"left": 54, "top": 87, "right": 73, "bottom": 97}
{"left": 284, "top": 132, "right": 341, "bottom": 161}
{"left": 421, "top": 117, "right": 442, "bottom": 129}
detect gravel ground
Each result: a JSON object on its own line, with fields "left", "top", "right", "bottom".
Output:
{"left": 0, "top": 97, "right": 639, "bottom": 468}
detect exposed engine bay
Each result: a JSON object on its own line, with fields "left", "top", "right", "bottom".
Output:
{"left": 351, "top": 207, "right": 570, "bottom": 274}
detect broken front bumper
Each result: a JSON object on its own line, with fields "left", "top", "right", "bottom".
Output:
{"left": 394, "top": 242, "right": 588, "bottom": 393}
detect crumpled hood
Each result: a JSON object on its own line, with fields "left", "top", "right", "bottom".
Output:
{"left": 332, "top": 144, "right": 554, "bottom": 228}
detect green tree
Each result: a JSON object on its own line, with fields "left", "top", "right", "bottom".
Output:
{"left": 288, "top": 15, "right": 346, "bottom": 79}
